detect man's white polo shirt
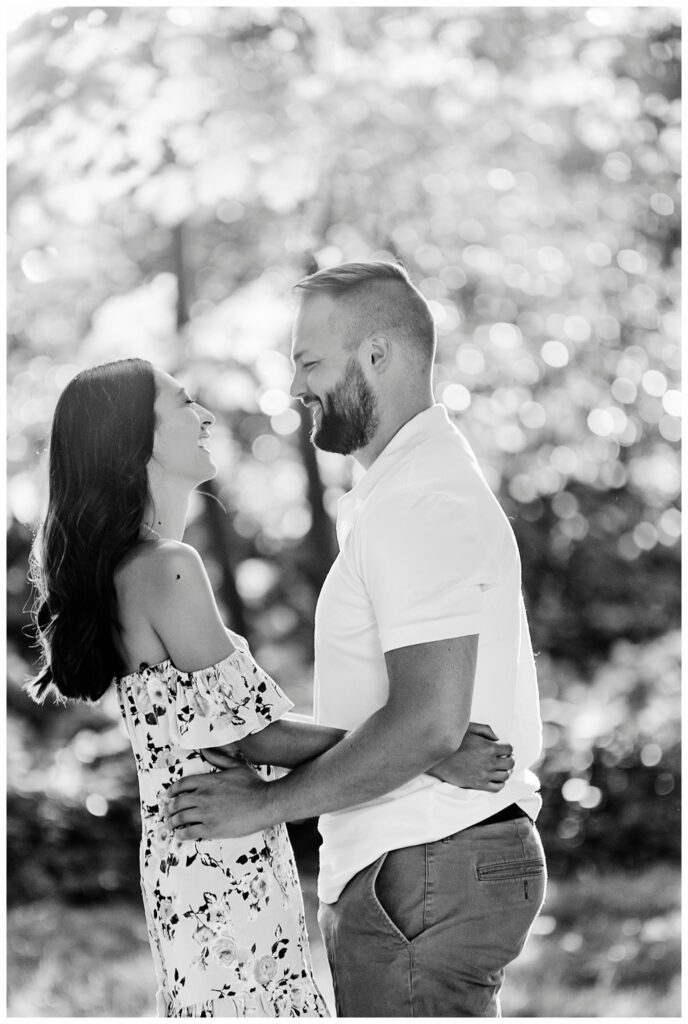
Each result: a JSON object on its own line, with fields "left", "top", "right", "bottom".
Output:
{"left": 313, "top": 404, "right": 543, "bottom": 904}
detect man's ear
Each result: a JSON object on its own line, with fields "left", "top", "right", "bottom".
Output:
{"left": 365, "top": 334, "right": 392, "bottom": 372}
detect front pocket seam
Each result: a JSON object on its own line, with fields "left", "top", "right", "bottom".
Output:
{"left": 368, "top": 855, "right": 412, "bottom": 947}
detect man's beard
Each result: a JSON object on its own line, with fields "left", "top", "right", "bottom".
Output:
{"left": 310, "top": 357, "right": 380, "bottom": 455}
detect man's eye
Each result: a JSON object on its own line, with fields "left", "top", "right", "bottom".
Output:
{"left": 184, "top": 397, "right": 196, "bottom": 405}
{"left": 303, "top": 362, "right": 317, "bottom": 371}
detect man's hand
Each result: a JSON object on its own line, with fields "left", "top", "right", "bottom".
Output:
{"left": 163, "top": 759, "right": 272, "bottom": 840}
{"left": 427, "top": 722, "right": 514, "bottom": 791}
{"left": 163, "top": 636, "right": 488, "bottom": 838}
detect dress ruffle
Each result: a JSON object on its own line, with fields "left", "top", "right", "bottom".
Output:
{"left": 167, "top": 646, "right": 294, "bottom": 749}
{"left": 165, "top": 984, "right": 329, "bottom": 1017}
{"left": 118, "top": 642, "right": 294, "bottom": 754}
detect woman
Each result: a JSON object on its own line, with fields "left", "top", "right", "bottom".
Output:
{"left": 28, "top": 358, "right": 510, "bottom": 1017}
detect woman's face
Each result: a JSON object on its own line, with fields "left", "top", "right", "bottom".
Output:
{"left": 150, "top": 369, "right": 217, "bottom": 485}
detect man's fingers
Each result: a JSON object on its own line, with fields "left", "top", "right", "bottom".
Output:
{"left": 165, "top": 791, "right": 205, "bottom": 818}
{"left": 467, "top": 722, "right": 498, "bottom": 741}
{"left": 166, "top": 776, "right": 199, "bottom": 800}
{"left": 488, "top": 751, "right": 513, "bottom": 768}
{"left": 167, "top": 763, "right": 246, "bottom": 804}
{"left": 174, "top": 824, "right": 206, "bottom": 842}
{"left": 167, "top": 806, "right": 202, "bottom": 828}
{"left": 494, "top": 743, "right": 513, "bottom": 758}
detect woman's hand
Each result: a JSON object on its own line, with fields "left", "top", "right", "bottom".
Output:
{"left": 427, "top": 722, "right": 514, "bottom": 792}
{"left": 200, "top": 743, "right": 242, "bottom": 769}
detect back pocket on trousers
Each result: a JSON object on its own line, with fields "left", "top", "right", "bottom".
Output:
{"left": 477, "top": 857, "right": 545, "bottom": 881}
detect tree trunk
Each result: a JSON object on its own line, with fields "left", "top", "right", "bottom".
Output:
{"left": 297, "top": 403, "right": 337, "bottom": 589}
{"left": 172, "top": 221, "right": 189, "bottom": 331}
{"left": 201, "top": 480, "right": 251, "bottom": 642}
{"left": 291, "top": 173, "right": 339, "bottom": 589}
{"left": 169, "top": 218, "right": 249, "bottom": 638}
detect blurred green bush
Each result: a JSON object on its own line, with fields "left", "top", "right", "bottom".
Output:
{"left": 535, "top": 631, "right": 680, "bottom": 873}
{"left": 7, "top": 628, "right": 680, "bottom": 905}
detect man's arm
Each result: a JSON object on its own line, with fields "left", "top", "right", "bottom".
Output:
{"left": 205, "top": 717, "right": 513, "bottom": 787}
{"left": 165, "top": 634, "right": 478, "bottom": 839}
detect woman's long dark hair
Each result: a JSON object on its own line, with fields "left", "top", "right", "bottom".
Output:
{"left": 27, "top": 358, "right": 157, "bottom": 703}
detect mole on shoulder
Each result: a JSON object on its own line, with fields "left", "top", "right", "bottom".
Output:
{"left": 176, "top": 574, "right": 181, "bottom": 580}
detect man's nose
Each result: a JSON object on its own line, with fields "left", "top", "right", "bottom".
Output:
{"left": 290, "top": 371, "right": 305, "bottom": 400}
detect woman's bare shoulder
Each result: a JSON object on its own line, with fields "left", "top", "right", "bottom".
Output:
{"left": 115, "top": 540, "right": 205, "bottom": 595}
{"left": 123, "top": 542, "right": 233, "bottom": 670}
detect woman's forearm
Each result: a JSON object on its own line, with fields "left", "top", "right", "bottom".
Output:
{"left": 235, "top": 719, "right": 346, "bottom": 768}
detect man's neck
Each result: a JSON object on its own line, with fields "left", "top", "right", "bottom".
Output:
{"left": 354, "top": 398, "right": 435, "bottom": 470}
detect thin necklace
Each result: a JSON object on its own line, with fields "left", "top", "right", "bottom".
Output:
{"left": 141, "top": 524, "right": 162, "bottom": 541}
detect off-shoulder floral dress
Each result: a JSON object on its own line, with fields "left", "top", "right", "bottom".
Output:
{"left": 115, "top": 631, "right": 329, "bottom": 1018}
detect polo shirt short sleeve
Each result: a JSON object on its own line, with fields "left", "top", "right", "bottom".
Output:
{"left": 355, "top": 489, "right": 488, "bottom": 652}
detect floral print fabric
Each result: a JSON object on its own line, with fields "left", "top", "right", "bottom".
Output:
{"left": 115, "top": 632, "right": 329, "bottom": 1018}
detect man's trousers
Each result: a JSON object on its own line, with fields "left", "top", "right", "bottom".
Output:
{"left": 318, "top": 814, "right": 547, "bottom": 1017}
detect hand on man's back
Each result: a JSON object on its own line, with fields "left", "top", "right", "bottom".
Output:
{"left": 426, "top": 722, "right": 514, "bottom": 791}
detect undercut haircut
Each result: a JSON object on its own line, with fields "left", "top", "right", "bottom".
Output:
{"left": 294, "top": 260, "right": 436, "bottom": 367}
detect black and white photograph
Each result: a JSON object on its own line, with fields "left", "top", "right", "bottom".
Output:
{"left": 6, "top": 3, "right": 681, "bottom": 1018}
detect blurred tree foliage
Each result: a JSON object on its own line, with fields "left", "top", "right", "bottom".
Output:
{"left": 6, "top": 6, "right": 681, "bottom": 902}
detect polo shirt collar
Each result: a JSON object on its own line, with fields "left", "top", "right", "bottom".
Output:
{"left": 336, "top": 404, "right": 453, "bottom": 541}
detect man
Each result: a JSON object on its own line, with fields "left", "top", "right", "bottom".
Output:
{"left": 166, "top": 260, "right": 546, "bottom": 1016}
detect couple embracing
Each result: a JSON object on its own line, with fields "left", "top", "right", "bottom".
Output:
{"left": 29, "top": 260, "right": 546, "bottom": 1018}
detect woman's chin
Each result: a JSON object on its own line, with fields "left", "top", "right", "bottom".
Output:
{"left": 200, "top": 460, "right": 218, "bottom": 483}
{"left": 194, "top": 447, "right": 218, "bottom": 480}
{"left": 184, "top": 455, "right": 218, "bottom": 487}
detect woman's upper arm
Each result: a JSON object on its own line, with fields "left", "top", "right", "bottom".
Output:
{"left": 145, "top": 542, "right": 235, "bottom": 671}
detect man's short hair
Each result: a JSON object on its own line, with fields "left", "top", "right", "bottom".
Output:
{"left": 293, "top": 260, "right": 436, "bottom": 366}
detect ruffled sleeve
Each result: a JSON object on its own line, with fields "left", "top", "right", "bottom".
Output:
{"left": 166, "top": 645, "right": 294, "bottom": 749}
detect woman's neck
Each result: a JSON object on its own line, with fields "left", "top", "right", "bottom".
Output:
{"left": 142, "top": 479, "right": 192, "bottom": 542}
